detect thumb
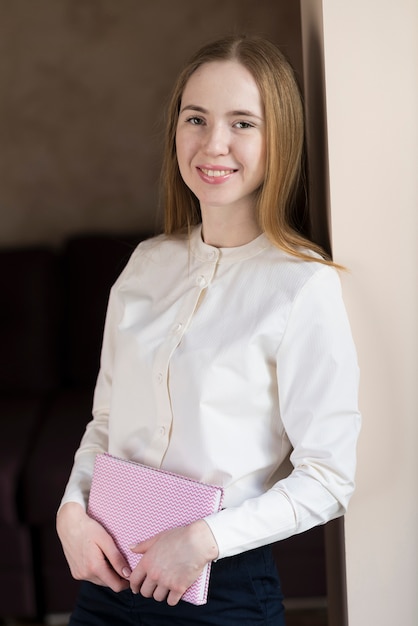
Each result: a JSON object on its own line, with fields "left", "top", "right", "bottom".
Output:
{"left": 98, "top": 527, "right": 132, "bottom": 579}
{"left": 129, "top": 535, "right": 156, "bottom": 554}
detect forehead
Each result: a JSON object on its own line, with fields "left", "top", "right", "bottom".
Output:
{"left": 181, "top": 60, "right": 263, "bottom": 112}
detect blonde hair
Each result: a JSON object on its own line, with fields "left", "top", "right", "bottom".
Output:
{"left": 161, "top": 34, "right": 334, "bottom": 265}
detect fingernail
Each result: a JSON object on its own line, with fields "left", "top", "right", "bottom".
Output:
{"left": 129, "top": 543, "right": 137, "bottom": 550}
{"left": 122, "top": 567, "right": 131, "bottom": 578}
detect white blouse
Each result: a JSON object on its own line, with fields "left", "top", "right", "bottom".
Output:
{"left": 61, "top": 225, "right": 361, "bottom": 559}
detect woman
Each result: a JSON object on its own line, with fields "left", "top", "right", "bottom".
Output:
{"left": 57, "top": 35, "right": 361, "bottom": 625}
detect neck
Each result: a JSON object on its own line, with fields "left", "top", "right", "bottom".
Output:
{"left": 200, "top": 207, "right": 262, "bottom": 248}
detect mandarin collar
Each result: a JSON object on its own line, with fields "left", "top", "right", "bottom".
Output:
{"left": 190, "top": 224, "right": 270, "bottom": 264}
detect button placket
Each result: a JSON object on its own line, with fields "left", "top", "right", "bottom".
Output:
{"left": 194, "top": 253, "right": 219, "bottom": 292}
{"left": 147, "top": 254, "right": 219, "bottom": 467}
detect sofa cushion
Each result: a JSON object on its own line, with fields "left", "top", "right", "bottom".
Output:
{"left": 61, "top": 233, "right": 148, "bottom": 387}
{"left": 0, "top": 523, "right": 37, "bottom": 618}
{"left": 0, "top": 247, "right": 60, "bottom": 392}
{"left": 0, "top": 395, "right": 45, "bottom": 524}
{"left": 33, "top": 522, "right": 81, "bottom": 615}
{"left": 21, "top": 388, "right": 94, "bottom": 524}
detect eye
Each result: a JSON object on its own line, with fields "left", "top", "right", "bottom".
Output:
{"left": 186, "top": 116, "right": 205, "bottom": 125}
{"left": 234, "top": 121, "right": 254, "bottom": 129}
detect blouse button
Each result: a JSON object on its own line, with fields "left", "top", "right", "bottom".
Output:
{"left": 197, "top": 275, "right": 207, "bottom": 287}
{"left": 159, "top": 426, "right": 166, "bottom": 436}
{"left": 157, "top": 372, "right": 163, "bottom": 383}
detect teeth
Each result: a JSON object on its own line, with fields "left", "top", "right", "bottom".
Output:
{"left": 201, "top": 168, "right": 234, "bottom": 177}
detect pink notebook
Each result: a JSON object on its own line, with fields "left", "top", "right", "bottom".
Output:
{"left": 87, "top": 453, "right": 224, "bottom": 605}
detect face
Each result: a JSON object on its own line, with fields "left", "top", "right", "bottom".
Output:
{"left": 175, "top": 60, "right": 266, "bottom": 221}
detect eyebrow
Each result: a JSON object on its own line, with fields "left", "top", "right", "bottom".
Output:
{"left": 180, "top": 104, "right": 263, "bottom": 120}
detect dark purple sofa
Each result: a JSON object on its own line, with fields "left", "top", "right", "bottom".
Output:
{"left": 0, "top": 232, "right": 146, "bottom": 620}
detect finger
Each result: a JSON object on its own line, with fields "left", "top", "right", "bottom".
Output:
{"left": 129, "top": 567, "right": 146, "bottom": 595}
{"left": 87, "top": 545, "right": 131, "bottom": 592}
{"left": 78, "top": 547, "right": 130, "bottom": 592}
{"left": 140, "top": 577, "right": 158, "bottom": 598}
{"left": 91, "top": 564, "right": 130, "bottom": 593}
{"left": 99, "top": 528, "right": 132, "bottom": 581}
{"left": 167, "top": 589, "right": 184, "bottom": 606}
{"left": 129, "top": 535, "right": 156, "bottom": 554}
{"left": 153, "top": 586, "right": 169, "bottom": 602}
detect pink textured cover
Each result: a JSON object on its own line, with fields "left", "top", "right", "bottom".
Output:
{"left": 87, "top": 453, "right": 224, "bottom": 605}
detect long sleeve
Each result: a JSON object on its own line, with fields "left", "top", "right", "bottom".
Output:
{"left": 204, "top": 267, "right": 361, "bottom": 558}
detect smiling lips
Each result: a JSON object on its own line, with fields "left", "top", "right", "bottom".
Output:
{"left": 198, "top": 166, "right": 237, "bottom": 184}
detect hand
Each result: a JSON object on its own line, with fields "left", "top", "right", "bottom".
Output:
{"left": 56, "top": 502, "right": 132, "bottom": 592}
{"left": 129, "top": 520, "right": 219, "bottom": 605}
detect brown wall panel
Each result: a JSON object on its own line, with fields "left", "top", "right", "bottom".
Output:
{"left": 0, "top": 0, "right": 302, "bottom": 246}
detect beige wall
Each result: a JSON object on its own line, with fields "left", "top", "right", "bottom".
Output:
{"left": 322, "top": 1, "right": 418, "bottom": 624}
{"left": 0, "top": 0, "right": 302, "bottom": 247}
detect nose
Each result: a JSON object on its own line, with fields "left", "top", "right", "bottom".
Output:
{"left": 203, "top": 123, "right": 229, "bottom": 156}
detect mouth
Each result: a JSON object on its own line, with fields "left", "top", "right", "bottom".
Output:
{"left": 199, "top": 167, "right": 237, "bottom": 178}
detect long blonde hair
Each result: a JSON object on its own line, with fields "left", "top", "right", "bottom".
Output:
{"left": 161, "top": 34, "right": 333, "bottom": 265}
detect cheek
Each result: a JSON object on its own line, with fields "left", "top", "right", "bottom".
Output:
{"left": 175, "top": 135, "right": 185, "bottom": 175}
{"left": 175, "top": 133, "right": 194, "bottom": 187}
{"left": 258, "top": 150, "right": 267, "bottom": 180}
{"left": 257, "top": 138, "right": 267, "bottom": 178}
{"left": 175, "top": 132, "right": 182, "bottom": 161}
{"left": 247, "top": 140, "right": 267, "bottom": 183}
{"left": 175, "top": 131, "right": 192, "bottom": 168}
